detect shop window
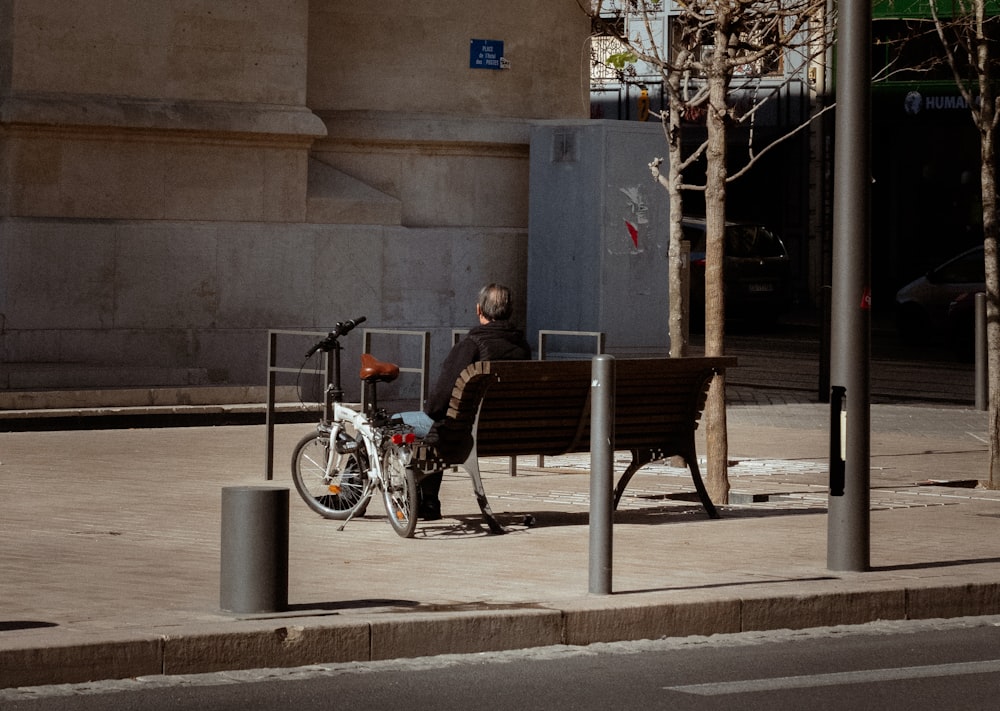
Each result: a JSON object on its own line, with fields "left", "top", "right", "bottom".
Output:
{"left": 592, "top": 15, "right": 636, "bottom": 83}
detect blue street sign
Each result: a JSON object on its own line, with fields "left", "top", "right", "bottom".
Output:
{"left": 470, "top": 39, "right": 504, "bottom": 70}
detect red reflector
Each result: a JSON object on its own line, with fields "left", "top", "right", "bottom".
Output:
{"left": 405, "top": 432, "right": 416, "bottom": 444}
{"left": 391, "top": 434, "right": 403, "bottom": 445}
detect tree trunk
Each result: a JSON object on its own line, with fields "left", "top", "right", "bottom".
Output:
{"left": 983, "top": 134, "right": 999, "bottom": 489}
{"left": 978, "top": 36, "right": 1000, "bottom": 489}
{"left": 703, "top": 30, "right": 731, "bottom": 505}
{"left": 667, "top": 73, "right": 688, "bottom": 359}
{"left": 966, "top": 0, "right": 1000, "bottom": 489}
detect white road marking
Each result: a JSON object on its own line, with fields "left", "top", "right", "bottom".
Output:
{"left": 667, "top": 659, "right": 1000, "bottom": 696}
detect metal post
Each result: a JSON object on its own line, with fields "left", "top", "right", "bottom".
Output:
{"left": 589, "top": 354, "right": 615, "bottom": 595}
{"left": 220, "top": 486, "right": 289, "bottom": 613}
{"left": 265, "top": 332, "right": 278, "bottom": 480}
{"left": 262, "top": 329, "right": 331, "bottom": 480}
{"left": 827, "top": 0, "right": 872, "bottom": 572}
{"left": 680, "top": 239, "right": 691, "bottom": 357}
{"left": 976, "top": 292, "right": 988, "bottom": 411}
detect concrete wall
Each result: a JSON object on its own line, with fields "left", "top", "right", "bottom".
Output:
{"left": 308, "top": 0, "right": 591, "bottom": 229}
{"left": 0, "top": 220, "right": 527, "bottom": 390}
{"left": 6, "top": 1, "right": 310, "bottom": 102}
{"left": 0, "top": 1, "right": 320, "bottom": 222}
{"left": 0, "top": 1, "right": 589, "bottom": 393}
{"left": 307, "top": 1, "right": 589, "bottom": 118}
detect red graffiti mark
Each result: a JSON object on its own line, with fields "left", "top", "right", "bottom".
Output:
{"left": 625, "top": 220, "right": 639, "bottom": 248}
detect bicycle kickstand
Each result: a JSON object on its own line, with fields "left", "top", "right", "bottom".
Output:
{"left": 337, "top": 503, "right": 364, "bottom": 532}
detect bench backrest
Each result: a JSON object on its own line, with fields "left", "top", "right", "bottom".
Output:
{"left": 440, "top": 357, "right": 736, "bottom": 459}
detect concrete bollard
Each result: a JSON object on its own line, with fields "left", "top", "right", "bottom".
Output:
{"left": 220, "top": 486, "right": 289, "bottom": 613}
{"left": 589, "top": 354, "right": 615, "bottom": 595}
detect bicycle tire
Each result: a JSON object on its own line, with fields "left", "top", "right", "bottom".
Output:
{"left": 380, "top": 442, "right": 418, "bottom": 538}
{"left": 291, "top": 430, "right": 372, "bottom": 520}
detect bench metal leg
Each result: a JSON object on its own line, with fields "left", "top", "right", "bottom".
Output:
{"left": 462, "top": 452, "right": 509, "bottom": 534}
{"left": 686, "top": 451, "right": 721, "bottom": 519}
{"left": 410, "top": 445, "right": 507, "bottom": 533}
{"left": 613, "top": 450, "right": 652, "bottom": 509}
{"left": 614, "top": 447, "right": 720, "bottom": 520}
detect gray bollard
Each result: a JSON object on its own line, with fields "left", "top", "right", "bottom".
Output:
{"left": 220, "top": 486, "right": 289, "bottom": 613}
{"left": 589, "top": 354, "right": 615, "bottom": 595}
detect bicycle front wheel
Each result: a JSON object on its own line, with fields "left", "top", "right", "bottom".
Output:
{"left": 380, "top": 442, "right": 418, "bottom": 538}
{"left": 291, "top": 430, "right": 372, "bottom": 520}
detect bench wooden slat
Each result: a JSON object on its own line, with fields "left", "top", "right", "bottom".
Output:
{"left": 418, "top": 356, "right": 736, "bottom": 533}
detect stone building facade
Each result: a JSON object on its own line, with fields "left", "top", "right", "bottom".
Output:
{"left": 0, "top": 1, "right": 590, "bottom": 393}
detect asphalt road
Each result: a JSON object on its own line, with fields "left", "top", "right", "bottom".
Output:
{"left": 5, "top": 617, "right": 999, "bottom": 710}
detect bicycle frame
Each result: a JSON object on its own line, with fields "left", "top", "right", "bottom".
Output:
{"left": 319, "top": 335, "right": 397, "bottom": 482}
{"left": 293, "top": 318, "right": 420, "bottom": 536}
{"left": 317, "top": 340, "right": 384, "bottom": 499}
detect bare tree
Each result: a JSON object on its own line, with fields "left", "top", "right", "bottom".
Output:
{"left": 926, "top": 0, "right": 1000, "bottom": 488}
{"left": 589, "top": 0, "right": 833, "bottom": 502}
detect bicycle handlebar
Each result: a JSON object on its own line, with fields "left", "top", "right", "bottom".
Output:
{"left": 304, "top": 316, "right": 367, "bottom": 357}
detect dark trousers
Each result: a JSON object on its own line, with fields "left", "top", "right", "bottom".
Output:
{"left": 418, "top": 470, "right": 442, "bottom": 518}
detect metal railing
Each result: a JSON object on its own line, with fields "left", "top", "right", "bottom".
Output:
{"left": 362, "top": 329, "right": 431, "bottom": 413}
{"left": 265, "top": 329, "right": 329, "bottom": 480}
{"left": 537, "top": 330, "right": 605, "bottom": 360}
{"left": 264, "top": 326, "right": 608, "bottom": 480}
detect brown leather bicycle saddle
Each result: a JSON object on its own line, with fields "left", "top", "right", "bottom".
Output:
{"left": 359, "top": 353, "right": 400, "bottom": 382}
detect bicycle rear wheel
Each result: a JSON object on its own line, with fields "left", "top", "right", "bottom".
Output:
{"left": 291, "top": 430, "right": 372, "bottom": 520}
{"left": 380, "top": 442, "right": 418, "bottom": 538}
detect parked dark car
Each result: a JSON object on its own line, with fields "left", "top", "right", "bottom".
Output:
{"left": 681, "top": 217, "right": 792, "bottom": 325}
{"left": 894, "top": 244, "right": 984, "bottom": 345}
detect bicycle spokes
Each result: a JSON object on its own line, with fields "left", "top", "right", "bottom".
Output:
{"left": 291, "top": 431, "right": 372, "bottom": 521}
{"left": 381, "top": 442, "right": 418, "bottom": 538}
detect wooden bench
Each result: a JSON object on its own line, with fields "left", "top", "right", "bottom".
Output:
{"left": 411, "top": 356, "right": 737, "bottom": 533}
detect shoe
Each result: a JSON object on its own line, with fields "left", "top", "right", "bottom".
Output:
{"left": 418, "top": 499, "right": 442, "bottom": 521}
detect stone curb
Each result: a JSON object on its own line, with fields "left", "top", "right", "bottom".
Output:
{"left": 3, "top": 582, "right": 999, "bottom": 689}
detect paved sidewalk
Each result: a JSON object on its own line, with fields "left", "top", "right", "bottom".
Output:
{"left": 2, "top": 397, "right": 1000, "bottom": 689}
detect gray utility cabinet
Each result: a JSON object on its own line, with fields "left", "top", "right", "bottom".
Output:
{"left": 527, "top": 120, "right": 671, "bottom": 355}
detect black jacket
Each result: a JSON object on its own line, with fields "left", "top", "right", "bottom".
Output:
{"left": 425, "top": 320, "right": 531, "bottom": 420}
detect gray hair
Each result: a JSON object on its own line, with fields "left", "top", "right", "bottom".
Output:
{"left": 478, "top": 283, "right": 513, "bottom": 321}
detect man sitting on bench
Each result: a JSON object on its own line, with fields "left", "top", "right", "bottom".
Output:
{"left": 399, "top": 283, "right": 531, "bottom": 520}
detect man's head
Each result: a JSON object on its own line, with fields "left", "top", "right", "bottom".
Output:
{"left": 477, "top": 283, "right": 513, "bottom": 322}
